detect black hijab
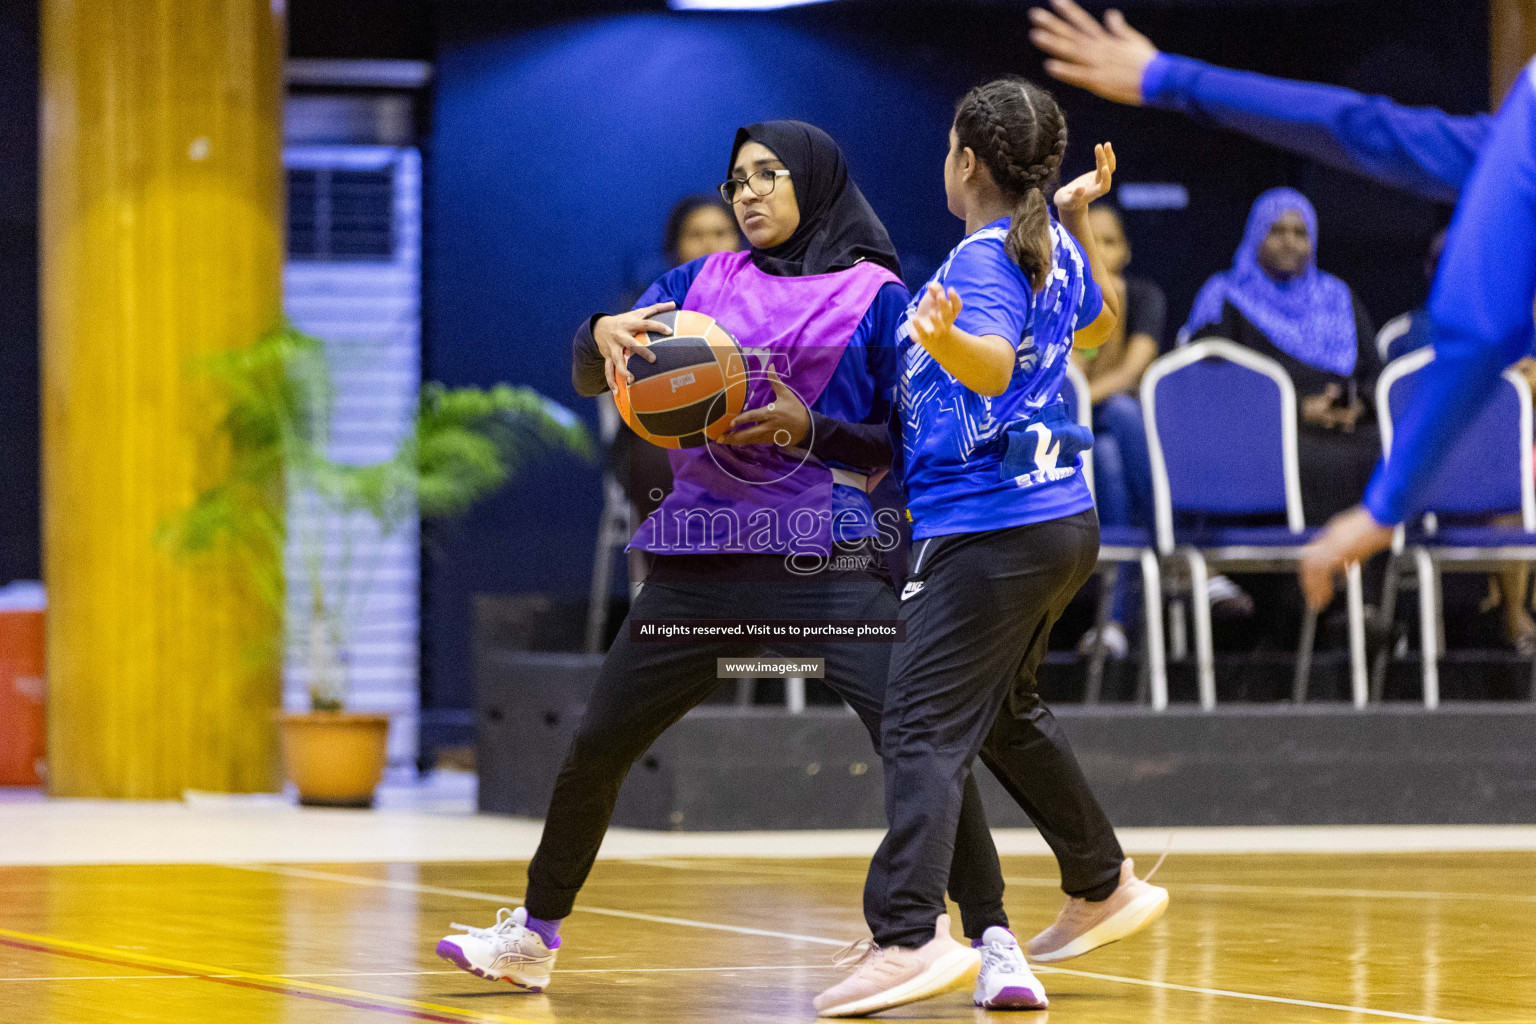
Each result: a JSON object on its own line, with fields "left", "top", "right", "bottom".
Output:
{"left": 729, "top": 120, "right": 902, "bottom": 279}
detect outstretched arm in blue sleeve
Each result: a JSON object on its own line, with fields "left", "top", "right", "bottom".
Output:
{"left": 1299, "top": 62, "right": 1536, "bottom": 609}
{"left": 1142, "top": 54, "right": 1491, "bottom": 204}
{"left": 1363, "top": 67, "right": 1536, "bottom": 524}
{"left": 1027, "top": 0, "right": 1490, "bottom": 204}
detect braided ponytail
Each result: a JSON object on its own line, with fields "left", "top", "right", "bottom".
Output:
{"left": 954, "top": 77, "right": 1069, "bottom": 291}
{"left": 1008, "top": 188, "right": 1052, "bottom": 291}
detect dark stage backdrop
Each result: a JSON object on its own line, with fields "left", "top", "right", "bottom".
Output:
{"left": 422, "top": 1, "right": 1487, "bottom": 718}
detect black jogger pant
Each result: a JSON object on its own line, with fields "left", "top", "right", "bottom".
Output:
{"left": 864, "top": 510, "right": 1126, "bottom": 948}
{"left": 525, "top": 571, "right": 1009, "bottom": 938}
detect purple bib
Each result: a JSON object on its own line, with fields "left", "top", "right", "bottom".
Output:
{"left": 631, "top": 251, "right": 899, "bottom": 556}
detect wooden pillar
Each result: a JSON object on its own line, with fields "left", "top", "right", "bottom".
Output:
{"left": 41, "top": 1, "right": 285, "bottom": 797}
{"left": 1492, "top": 0, "right": 1536, "bottom": 108}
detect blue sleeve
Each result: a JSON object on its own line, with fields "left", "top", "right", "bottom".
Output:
{"left": 862, "top": 281, "right": 907, "bottom": 421}
{"left": 1363, "top": 66, "right": 1536, "bottom": 525}
{"left": 1068, "top": 233, "right": 1104, "bottom": 331}
{"left": 1142, "top": 53, "right": 1492, "bottom": 204}
{"left": 949, "top": 240, "right": 1030, "bottom": 346}
{"left": 633, "top": 257, "right": 707, "bottom": 310}
{"left": 805, "top": 282, "right": 910, "bottom": 470}
{"left": 811, "top": 282, "right": 908, "bottom": 422}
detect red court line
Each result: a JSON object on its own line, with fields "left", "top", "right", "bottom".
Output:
{"left": 0, "top": 937, "right": 473, "bottom": 1023}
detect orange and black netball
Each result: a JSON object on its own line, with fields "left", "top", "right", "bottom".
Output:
{"left": 613, "top": 309, "right": 748, "bottom": 448}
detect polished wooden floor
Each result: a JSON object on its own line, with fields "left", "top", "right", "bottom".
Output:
{"left": 1, "top": 851, "right": 1533, "bottom": 1023}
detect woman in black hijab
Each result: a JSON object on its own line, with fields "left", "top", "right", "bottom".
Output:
{"left": 730, "top": 120, "right": 903, "bottom": 278}
{"left": 435, "top": 121, "right": 1013, "bottom": 999}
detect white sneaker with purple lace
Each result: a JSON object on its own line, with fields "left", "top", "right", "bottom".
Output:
{"left": 435, "top": 907, "right": 557, "bottom": 991}
{"left": 974, "top": 926, "right": 1048, "bottom": 1009}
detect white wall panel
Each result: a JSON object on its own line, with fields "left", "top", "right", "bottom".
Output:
{"left": 283, "top": 146, "right": 421, "bottom": 769}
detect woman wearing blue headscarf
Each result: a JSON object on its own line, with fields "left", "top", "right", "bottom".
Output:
{"left": 1186, "top": 187, "right": 1379, "bottom": 523}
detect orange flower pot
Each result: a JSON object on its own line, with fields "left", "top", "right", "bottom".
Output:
{"left": 278, "top": 712, "right": 391, "bottom": 808}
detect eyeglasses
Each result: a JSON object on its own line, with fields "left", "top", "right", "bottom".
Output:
{"left": 718, "top": 168, "right": 791, "bottom": 205}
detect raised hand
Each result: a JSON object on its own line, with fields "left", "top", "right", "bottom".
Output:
{"left": 593, "top": 301, "right": 673, "bottom": 390}
{"left": 1029, "top": 1, "right": 1159, "bottom": 107}
{"left": 909, "top": 283, "right": 964, "bottom": 353}
{"left": 1298, "top": 506, "right": 1395, "bottom": 610}
{"left": 1301, "top": 383, "right": 1344, "bottom": 427}
{"left": 720, "top": 365, "right": 810, "bottom": 447}
{"left": 1054, "top": 142, "right": 1116, "bottom": 216}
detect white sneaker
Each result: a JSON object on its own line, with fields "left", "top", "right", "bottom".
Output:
{"left": 435, "top": 907, "right": 557, "bottom": 991}
{"left": 1207, "top": 574, "right": 1255, "bottom": 618}
{"left": 973, "top": 926, "right": 1048, "bottom": 1010}
{"left": 1077, "top": 622, "right": 1129, "bottom": 660}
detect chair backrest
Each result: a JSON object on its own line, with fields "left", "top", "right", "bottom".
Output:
{"left": 1141, "top": 339, "right": 1303, "bottom": 553}
{"left": 1376, "top": 348, "right": 1535, "bottom": 530}
{"left": 1062, "top": 361, "right": 1094, "bottom": 499}
{"left": 1375, "top": 312, "right": 1414, "bottom": 363}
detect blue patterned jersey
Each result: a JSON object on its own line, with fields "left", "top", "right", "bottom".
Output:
{"left": 897, "top": 216, "right": 1102, "bottom": 539}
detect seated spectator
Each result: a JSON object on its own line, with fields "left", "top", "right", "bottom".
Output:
{"left": 1072, "top": 204, "right": 1165, "bottom": 658}
{"left": 1074, "top": 203, "right": 1163, "bottom": 529}
{"left": 1185, "top": 187, "right": 1380, "bottom": 526}
{"left": 1075, "top": 204, "right": 1253, "bottom": 660}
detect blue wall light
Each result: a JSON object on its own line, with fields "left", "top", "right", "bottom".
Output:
{"left": 668, "top": 0, "right": 839, "bottom": 10}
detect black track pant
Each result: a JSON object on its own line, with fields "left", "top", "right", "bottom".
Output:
{"left": 525, "top": 573, "right": 1009, "bottom": 938}
{"left": 864, "top": 510, "right": 1126, "bottom": 948}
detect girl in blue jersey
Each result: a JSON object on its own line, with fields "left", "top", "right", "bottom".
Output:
{"left": 816, "top": 78, "right": 1166, "bottom": 1019}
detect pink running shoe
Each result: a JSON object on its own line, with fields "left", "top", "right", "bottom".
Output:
{"left": 1026, "top": 857, "right": 1169, "bottom": 964}
{"left": 813, "top": 913, "right": 980, "bottom": 1018}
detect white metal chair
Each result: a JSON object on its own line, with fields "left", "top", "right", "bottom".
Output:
{"left": 1142, "top": 339, "right": 1368, "bottom": 709}
{"left": 1375, "top": 312, "right": 1416, "bottom": 364}
{"left": 1374, "top": 348, "right": 1536, "bottom": 707}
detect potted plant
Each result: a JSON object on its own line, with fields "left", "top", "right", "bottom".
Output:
{"left": 164, "top": 324, "right": 590, "bottom": 806}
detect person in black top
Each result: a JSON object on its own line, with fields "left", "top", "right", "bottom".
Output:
{"left": 1076, "top": 204, "right": 1168, "bottom": 395}
{"left": 1185, "top": 188, "right": 1379, "bottom": 525}
{"left": 1072, "top": 203, "right": 1167, "bottom": 655}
